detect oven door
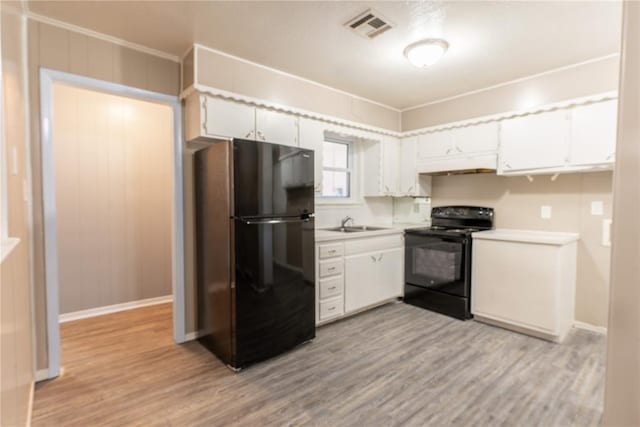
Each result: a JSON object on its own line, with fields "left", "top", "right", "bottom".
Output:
{"left": 404, "top": 233, "right": 470, "bottom": 298}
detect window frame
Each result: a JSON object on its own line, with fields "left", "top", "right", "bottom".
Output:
{"left": 319, "top": 135, "right": 357, "bottom": 202}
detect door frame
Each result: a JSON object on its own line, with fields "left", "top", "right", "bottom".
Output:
{"left": 39, "top": 68, "right": 186, "bottom": 379}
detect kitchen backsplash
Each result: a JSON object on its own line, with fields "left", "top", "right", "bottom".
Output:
{"left": 392, "top": 197, "right": 431, "bottom": 224}
{"left": 315, "top": 198, "right": 394, "bottom": 227}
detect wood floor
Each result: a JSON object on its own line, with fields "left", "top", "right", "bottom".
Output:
{"left": 33, "top": 302, "right": 606, "bottom": 427}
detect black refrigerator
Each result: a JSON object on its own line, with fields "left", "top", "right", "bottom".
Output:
{"left": 194, "top": 138, "right": 316, "bottom": 370}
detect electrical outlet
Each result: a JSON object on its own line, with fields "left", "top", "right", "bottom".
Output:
{"left": 591, "top": 201, "right": 604, "bottom": 216}
{"left": 541, "top": 205, "right": 552, "bottom": 219}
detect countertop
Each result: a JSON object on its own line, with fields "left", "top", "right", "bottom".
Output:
{"left": 471, "top": 229, "right": 580, "bottom": 245}
{"left": 315, "top": 222, "right": 430, "bottom": 242}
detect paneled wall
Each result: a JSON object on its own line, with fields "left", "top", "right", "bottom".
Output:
{"left": 1, "top": 5, "right": 34, "bottom": 427}
{"left": 28, "top": 20, "right": 180, "bottom": 370}
{"left": 431, "top": 172, "right": 613, "bottom": 328}
{"left": 53, "top": 83, "right": 172, "bottom": 314}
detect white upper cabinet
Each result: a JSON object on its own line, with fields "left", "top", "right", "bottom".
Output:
{"left": 298, "top": 118, "right": 325, "bottom": 195}
{"left": 202, "top": 96, "right": 256, "bottom": 140}
{"left": 382, "top": 136, "right": 400, "bottom": 195}
{"left": 255, "top": 109, "right": 299, "bottom": 146}
{"left": 417, "top": 122, "right": 499, "bottom": 160}
{"left": 417, "top": 130, "right": 452, "bottom": 159}
{"left": 362, "top": 136, "right": 400, "bottom": 197}
{"left": 570, "top": 100, "right": 617, "bottom": 166}
{"left": 452, "top": 122, "right": 500, "bottom": 154}
{"left": 186, "top": 94, "right": 299, "bottom": 146}
{"left": 399, "top": 137, "right": 418, "bottom": 195}
{"left": 499, "top": 109, "right": 571, "bottom": 173}
{"left": 398, "top": 137, "right": 431, "bottom": 197}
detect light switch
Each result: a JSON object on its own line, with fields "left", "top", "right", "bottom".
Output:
{"left": 11, "top": 146, "right": 18, "bottom": 175}
{"left": 591, "top": 201, "right": 604, "bottom": 216}
{"left": 602, "top": 219, "right": 612, "bottom": 247}
{"left": 541, "top": 206, "right": 552, "bottom": 219}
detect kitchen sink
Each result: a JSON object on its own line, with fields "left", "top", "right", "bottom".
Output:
{"left": 323, "top": 226, "right": 390, "bottom": 233}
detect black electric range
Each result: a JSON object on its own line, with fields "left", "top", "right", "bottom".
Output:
{"left": 403, "top": 206, "right": 494, "bottom": 320}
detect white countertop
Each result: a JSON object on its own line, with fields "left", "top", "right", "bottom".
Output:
{"left": 315, "top": 222, "right": 429, "bottom": 242}
{"left": 472, "top": 229, "right": 580, "bottom": 245}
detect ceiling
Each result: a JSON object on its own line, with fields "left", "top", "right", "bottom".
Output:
{"left": 27, "top": 1, "right": 623, "bottom": 110}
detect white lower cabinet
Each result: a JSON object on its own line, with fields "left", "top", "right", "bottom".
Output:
{"left": 471, "top": 230, "right": 579, "bottom": 342}
{"left": 344, "top": 247, "right": 403, "bottom": 313}
{"left": 315, "top": 234, "right": 404, "bottom": 325}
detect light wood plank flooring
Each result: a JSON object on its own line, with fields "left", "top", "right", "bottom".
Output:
{"left": 33, "top": 302, "right": 605, "bottom": 426}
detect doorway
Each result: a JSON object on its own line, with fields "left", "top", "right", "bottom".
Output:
{"left": 40, "top": 69, "right": 185, "bottom": 378}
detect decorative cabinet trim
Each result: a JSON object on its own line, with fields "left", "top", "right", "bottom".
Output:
{"left": 403, "top": 91, "right": 618, "bottom": 137}
{"left": 184, "top": 81, "right": 617, "bottom": 145}
{"left": 184, "top": 83, "right": 402, "bottom": 137}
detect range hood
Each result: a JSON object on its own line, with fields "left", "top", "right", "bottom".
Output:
{"left": 416, "top": 153, "right": 498, "bottom": 176}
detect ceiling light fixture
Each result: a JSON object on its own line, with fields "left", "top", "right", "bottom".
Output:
{"left": 404, "top": 39, "right": 449, "bottom": 68}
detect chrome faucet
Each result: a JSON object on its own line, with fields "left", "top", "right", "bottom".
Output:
{"left": 341, "top": 216, "right": 354, "bottom": 228}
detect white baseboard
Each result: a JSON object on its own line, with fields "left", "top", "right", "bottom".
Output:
{"left": 35, "top": 369, "right": 49, "bottom": 382}
{"left": 573, "top": 320, "right": 607, "bottom": 335}
{"left": 26, "top": 381, "right": 34, "bottom": 427}
{"left": 59, "top": 295, "right": 173, "bottom": 323}
{"left": 184, "top": 331, "right": 200, "bottom": 341}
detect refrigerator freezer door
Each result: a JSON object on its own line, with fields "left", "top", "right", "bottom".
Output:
{"left": 232, "top": 217, "right": 315, "bottom": 368}
{"left": 233, "top": 139, "right": 314, "bottom": 218}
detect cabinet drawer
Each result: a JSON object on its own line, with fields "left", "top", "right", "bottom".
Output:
{"left": 319, "top": 260, "right": 343, "bottom": 278}
{"left": 319, "top": 297, "right": 344, "bottom": 320}
{"left": 344, "top": 234, "right": 404, "bottom": 256}
{"left": 319, "top": 276, "right": 344, "bottom": 300}
{"left": 318, "top": 243, "right": 344, "bottom": 259}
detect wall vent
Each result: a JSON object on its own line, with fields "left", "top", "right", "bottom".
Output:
{"left": 345, "top": 9, "right": 394, "bottom": 39}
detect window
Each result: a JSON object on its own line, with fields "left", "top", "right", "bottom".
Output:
{"left": 322, "top": 137, "right": 352, "bottom": 198}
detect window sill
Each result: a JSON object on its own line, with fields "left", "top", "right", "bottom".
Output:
{"left": 1, "top": 237, "right": 20, "bottom": 264}
{"left": 316, "top": 198, "right": 364, "bottom": 207}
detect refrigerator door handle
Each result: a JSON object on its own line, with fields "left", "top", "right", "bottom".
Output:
{"left": 241, "top": 217, "right": 312, "bottom": 225}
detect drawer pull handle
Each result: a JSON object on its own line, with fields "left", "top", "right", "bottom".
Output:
{"left": 328, "top": 267, "right": 336, "bottom": 271}
{"left": 328, "top": 306, "right": 336, "bottom": 311}
{"left": 328, "top": 286, "right": 337, "bottom": 290}
{"left": 328, "top": 250, "right": 336, "bottom": 254}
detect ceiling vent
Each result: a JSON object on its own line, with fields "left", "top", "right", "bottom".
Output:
{"left": 345, "top": 9, "right": 394, "bottom": 39}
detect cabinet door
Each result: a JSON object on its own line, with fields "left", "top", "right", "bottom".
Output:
{"left": 499, "top": 110, "right": 571, "bottom": 172}
{"left": 298, "top": 118, "right": 324, "bottom": 195}
{"left": 452, "top": 122, "right": 499, "bottom": 155}
{"left": 255, "top": 108, "right": 299, "bottom": 147}
{"left": 417, "top": 130, "right": 453, "bottom": 159}
{"left": 203, "top": 96, "right": 255, "bottom": 139}
{"left": 345, "top": 248, "right": 403, "bottom": 313}
{"left": 382, "top": 137, "right": 400, "bottom": 195}
{"left": 570, "top": 100, "right": 618, "bottom": 166}
{"left": 399, "top": 137, "right": 418, "bottom": 195}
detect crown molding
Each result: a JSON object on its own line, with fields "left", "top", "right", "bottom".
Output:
{"left": 26, "top": 12, "right": 181, "bottom": 63}
{"left": 186, "top": 83, "right": 402, "bottom": 138}
{"left": 402, "top": 90, "right": 618, "bottom": 137}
